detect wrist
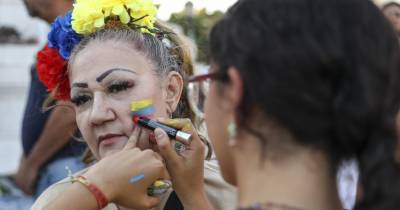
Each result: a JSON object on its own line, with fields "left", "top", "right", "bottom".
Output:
{"left": 73, "top": 175, "right": 109, "bottom": 209}
{"left": 84, "top": 168, "right": 115, "bottom": 203}
{"left": 181, "top": 189, "right": 211, "bottom": 209}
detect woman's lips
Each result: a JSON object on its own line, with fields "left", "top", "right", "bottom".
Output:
{"left": 98, "top": 134, "right": 126, "bottom": 146}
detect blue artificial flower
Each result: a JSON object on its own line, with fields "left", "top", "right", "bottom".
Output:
{"left": 48, "top": 11, "right": 82, "bottom": 60}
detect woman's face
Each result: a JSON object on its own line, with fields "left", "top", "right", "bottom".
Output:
{"left": 69, "top": 40, "right": 171, "bottom": 159}
{"left": 204, "top": 65, "right": 237, "bottom": 185}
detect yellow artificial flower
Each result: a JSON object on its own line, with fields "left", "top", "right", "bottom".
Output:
{"left": 72, "top": 0, "right": 157, "bottom": 35}
{"left": 127, "top": 0, "right": 157, "bottom": 32}
{"left": 72, "top": 0, "right": 105, "bottom": 35}
{"left": 101, "top": 0, "right": 135, "bottom": 24}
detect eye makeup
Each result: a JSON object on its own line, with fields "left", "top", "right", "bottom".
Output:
{"left": 107, "top": 80, "right": 134, "bottom": 94}
{"left": 70, "top": 78, "right": 135, "bottom": 107}
{"left": 71, "top": 93, "right": 91, "bottom": 107}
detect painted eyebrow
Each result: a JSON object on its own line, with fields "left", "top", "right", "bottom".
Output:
{"left": 96, "top": 68, "right": 137, "bottom": 83}
{"left": 71, "top": 83, "right": 88, "bottom": 88}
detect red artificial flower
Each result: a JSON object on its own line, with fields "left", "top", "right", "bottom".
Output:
{"left": 36, "top": 45, "right": 71, "bottom": 100}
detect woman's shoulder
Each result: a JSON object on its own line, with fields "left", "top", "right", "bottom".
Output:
{"left": 203, "top": 159, "right": 238, "bottom": 210}
{"left": 203, "top": 158, "right": 236, "bottom": 190}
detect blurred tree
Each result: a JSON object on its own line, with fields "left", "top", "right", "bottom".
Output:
{"left": 169, "top": 2, "right": 223, "bottom": 63}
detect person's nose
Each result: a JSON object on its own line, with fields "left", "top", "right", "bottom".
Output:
{"left": 89, "top": 93, "right": 116, "bottom": 126}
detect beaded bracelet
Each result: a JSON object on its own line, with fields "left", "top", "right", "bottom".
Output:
{"left": 73, "top": 175, "right": 109, "bottom": 209}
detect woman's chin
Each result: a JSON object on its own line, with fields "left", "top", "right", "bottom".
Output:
{"left": 99, "top": 140, "right": 127, "bottom": 158}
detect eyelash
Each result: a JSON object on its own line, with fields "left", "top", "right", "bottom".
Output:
{"left": 108, "top": 81, "right": 133, "bottom": 93}
{"left": 71, "top": 81, "right": 134, "bottom": 107}
{"left": 71, "top": 95, "right": 91, "bottom": 107}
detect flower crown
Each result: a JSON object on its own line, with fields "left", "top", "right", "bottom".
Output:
{"left": 37, "top": 0, "right": 158, "bottom": 100}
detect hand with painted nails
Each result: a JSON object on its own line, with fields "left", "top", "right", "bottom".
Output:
{"left": 154, "top": 118, "right": 214, "bottom": 210}
{"left": 84, "top": 127, "right": 169, "bottom": 210}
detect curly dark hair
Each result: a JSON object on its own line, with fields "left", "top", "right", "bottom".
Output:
{"left": 209, "top": 0, "right": 400, "bottom": 209}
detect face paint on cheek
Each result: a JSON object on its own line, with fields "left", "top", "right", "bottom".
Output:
{"left": 130, "top": 100, "right": 190, "bottom": 154}
{"left": 130, "top": 99, "right": 155, "bottom": 119}
{"left": 130, "top": 99, "right": 156, "bottom": 148}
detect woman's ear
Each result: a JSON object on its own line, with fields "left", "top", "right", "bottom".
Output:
{"left": 164, "top": 71, "right": 184, "bottom": 114}
{"left": 225, "top": 67, "right": 243, "bottom": 112}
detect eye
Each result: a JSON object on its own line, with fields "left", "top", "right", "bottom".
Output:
{"left": 107, "top": 81, "right": 133, "bottom": 94}
{"left": 71, "top": 95, "right": 91, "bottom": 106}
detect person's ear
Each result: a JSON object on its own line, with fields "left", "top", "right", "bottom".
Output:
{"left": 164, "top": 71, "right": 184, "bottom": 114}
{"left": 223, "top": 67, "right": 243, "bottom": 113}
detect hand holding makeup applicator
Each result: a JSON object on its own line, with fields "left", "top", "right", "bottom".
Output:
{"left": 130, "top": 100, "right": 192, "bottom": 144}
{"left": 129, "top": 99, "right": 189, "bottom": 196}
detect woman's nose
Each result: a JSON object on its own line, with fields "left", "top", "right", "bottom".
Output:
{"left": 89, "top": 93, "right": 115, "bottom": 126}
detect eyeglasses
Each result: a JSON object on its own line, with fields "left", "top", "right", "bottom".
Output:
{"left": 187, "top": 71, "right": 227, "bottom": 118}
{"left": 188, "top": 72, "right": 226, "bottom": 83}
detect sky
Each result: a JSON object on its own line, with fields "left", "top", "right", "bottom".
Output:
{"left": 154, "top": 0, "right": 237, "bottom": 20}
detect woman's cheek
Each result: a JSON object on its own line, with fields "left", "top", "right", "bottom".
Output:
{"left": 76, "top": 112, "right": 100, "bottom": 159}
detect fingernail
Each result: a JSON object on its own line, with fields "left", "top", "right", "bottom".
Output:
{"left": 147, "top": 180, "right": 171, "bottom": 196}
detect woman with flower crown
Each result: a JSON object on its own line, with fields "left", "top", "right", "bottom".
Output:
{"left": 30, "top": 0, "right": 236, "bottom": 210}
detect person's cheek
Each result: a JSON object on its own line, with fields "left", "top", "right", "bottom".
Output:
{"left": 76, "top": 111, "right": 100, "bottom": 159}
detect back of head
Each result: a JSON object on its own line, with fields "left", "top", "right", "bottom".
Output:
{"left": 210, "top": 0, "right": 400, "bottom": 209}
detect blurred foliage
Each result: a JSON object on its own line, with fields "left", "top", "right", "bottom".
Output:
{"left": 169, "top": 4, "right": 223, "bottom": 63}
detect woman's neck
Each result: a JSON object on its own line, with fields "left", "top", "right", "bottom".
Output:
{"left": 233, "top": 134, "right": 343, "bottom": 210}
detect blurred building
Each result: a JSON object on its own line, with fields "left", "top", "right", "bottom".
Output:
{"left": 0, "top": 0, "right": 48, "bottom": 175}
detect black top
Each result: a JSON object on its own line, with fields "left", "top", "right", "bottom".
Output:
{"left": 164, "top": 191, "right": 183, "bottom": 210}
{"left": 21, "top": 66, "right": 85, "bottom": 166}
